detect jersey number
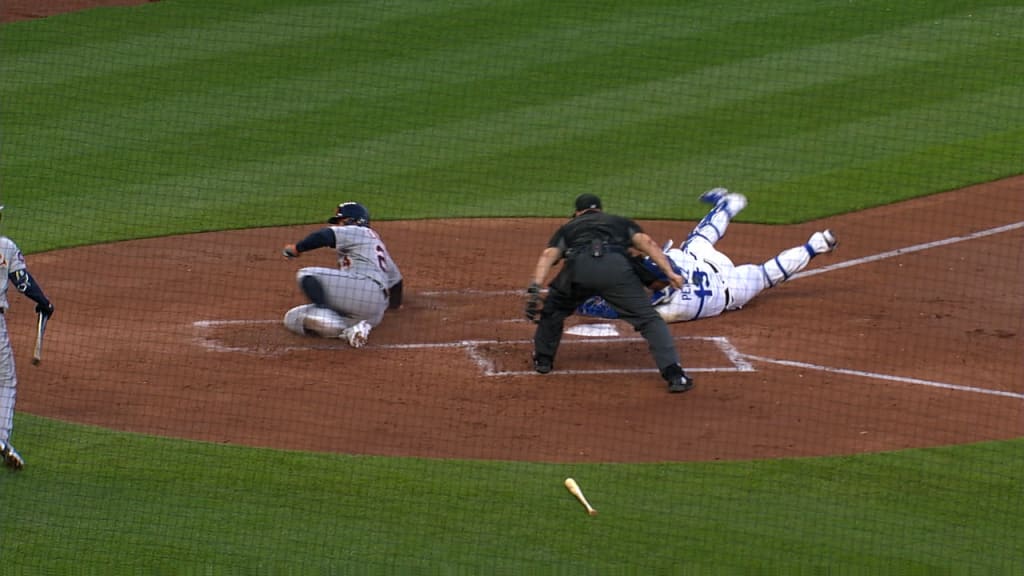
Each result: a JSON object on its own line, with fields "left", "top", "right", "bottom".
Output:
{"left": 691, "top": 270, "right": 712, "bottom": 300}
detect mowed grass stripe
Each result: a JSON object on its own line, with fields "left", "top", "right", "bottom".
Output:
{"left": 0, "top": 0, "right": 484, "bottom": 85}
{"left": 6, "top": 3, "right": 1016, "bottom": 204}
{"left": 1, "top": 0, "right": 975, "bottom": 148}
{"left": 2, "top": 0, "right": 876, "bottom": 167}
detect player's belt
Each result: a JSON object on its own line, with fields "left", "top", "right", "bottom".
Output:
{"left": 566, "top": 241, "right": 626, "bottom": 258}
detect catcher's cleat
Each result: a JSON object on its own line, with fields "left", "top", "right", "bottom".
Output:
{"left": 1, "top": 440, "right": 25, "bottom": 471}
{"left": 533, "top": 354, "right": 553, "bottom": 374}
{"left": 807, "top": 229, "right": 838, "bottom": 256}
{"left": 823, "top": 229, "right": 838, "bottom": 251}
{"left": 341, "top": 320, "right": 371, "bottom": 348}
{"left": 698, "top": 187, "right": 729, "bottom": 205}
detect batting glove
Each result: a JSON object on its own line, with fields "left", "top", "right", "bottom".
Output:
{"left": 36, "top": 302, "right": 55, "bottom": 319}
{"left": 282, "top": 244, "right": 299, "bottom": 259}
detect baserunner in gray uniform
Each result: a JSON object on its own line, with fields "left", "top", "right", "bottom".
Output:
{"left": 0, "top": 206, "right": 55, "bottom": 471}
{"left": 282, "top": 202, "right": 403, "bottom": 348}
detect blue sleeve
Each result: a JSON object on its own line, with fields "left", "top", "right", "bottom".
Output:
{"left": 639, "top": 256, "right": 682, "bottom": 283}
{"left": 295, "top": 228, "right": 336, "bottom": 253}
{"left": 9, "top": 269, "right": 50, "bottom": 307}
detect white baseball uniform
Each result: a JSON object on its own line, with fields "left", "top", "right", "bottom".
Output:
{"left": 578, "top": 193, "right": 835, "bottom": 323}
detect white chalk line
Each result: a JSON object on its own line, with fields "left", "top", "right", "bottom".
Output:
{"left": 193, "top": 221, "right": 1023, "bottom": 394}
{"left": 191, "top": 324, "right": 752, "bottom": 374}
{"left": 419, "top": 221, "right": 1024, "bottom": 295}
{"left": 793, "top": 221, "right": 1024, "bottom": 279}
{"left": 742, "top": 354, "right": 1024, "bottom": 400}
{"left": 192, "top": 322, "right": 1021, "bottom": 398}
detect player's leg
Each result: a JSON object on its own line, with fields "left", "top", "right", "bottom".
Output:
{"left": 685, "top": 188, "right": 748, "bottom": 249}
{"left": 532, "top": 285, "right": 578, "bottom": 373}
{"left": 589, "top": 256, "right": 691, "bottom": 391}
{"left": 296, "top": 268, "right": 330, "bottom": 307}
{"left": 282, "top": 303, "right": 350, "bottom": 338}
{"left": 723, "top": 229, "right": 838, "bottom": 310}
{"left": 0, "top": 324, "right": 23, "bottom": 470}
{"left": 304, "top": 268, "right": 388, "bottom": 348}
{"left": 605, "top": 284, "right": 692, "bottom": 392}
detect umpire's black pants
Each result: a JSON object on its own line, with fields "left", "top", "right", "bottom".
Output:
{"left": 533, "top": 252, "right": 680, "bottom": 373}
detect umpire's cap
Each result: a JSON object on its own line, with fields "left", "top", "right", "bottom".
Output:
{"left": 574, "top": 193, "right": 602, "bottom": 213}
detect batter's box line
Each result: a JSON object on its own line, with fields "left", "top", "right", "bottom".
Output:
{"left": 742, "top": 354, "right": 1024, "bottom": 400}
{"left": 454, "top": 335, "right": 755, "bottom": 377}
{"left": 190, "top": 322, "right": 756, "bottom": 374}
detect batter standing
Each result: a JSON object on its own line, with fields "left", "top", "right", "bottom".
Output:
{"left": 0, "top": 209, "right": 55, "bottom": 471}
{"left": 282, "top": 202, "right": 403, "bottom": 348}
{"left": 526, "top": 194, "right": 694, "bottom": 393}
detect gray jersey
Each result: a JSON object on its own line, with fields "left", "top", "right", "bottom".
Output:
{"left": 331, "top": 225, "right": 402, "bottom": 289}
{"left": 0, "top": 236, "right": 27, "bottom": 310}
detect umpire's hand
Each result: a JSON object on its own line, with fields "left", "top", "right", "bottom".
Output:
{"left": 525, "top": 282, "right": 542, "bottom": 323}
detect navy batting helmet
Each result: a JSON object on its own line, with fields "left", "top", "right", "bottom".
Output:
{"left": 328, "top": 202, "right": 370, "bottom": 226}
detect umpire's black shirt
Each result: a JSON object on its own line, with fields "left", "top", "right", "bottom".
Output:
{"left": 548, "top": 210, "right": 641, "bottom": 255}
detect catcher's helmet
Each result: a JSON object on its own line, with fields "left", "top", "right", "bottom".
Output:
{"left": 328, "top": 202, "right": 370, "bottom": 226}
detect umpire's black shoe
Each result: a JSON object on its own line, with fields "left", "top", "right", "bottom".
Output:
{"left": 533, "top": 354, "right": 553, "bottom": 374}
{"left": 667, "top": 374, "right": 694, "bottom": 393}
{"left": 661, "top": 364, "right": 694, "bottom": 393}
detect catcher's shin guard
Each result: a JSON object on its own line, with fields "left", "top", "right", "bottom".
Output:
{"left": 760, "top": 230, "right": 836, "bottom": 288}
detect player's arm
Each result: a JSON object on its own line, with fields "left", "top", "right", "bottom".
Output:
{"left": 10, "top": 269, "right": 54, "bottom": 316}
{"left": 631, "top": 232, "right": 683, "bottom": 289}
{"left": 387, "top": 280, "right": 403, "bottom": 309}
{"left": 531, "top": 246, "right": 563, "bottom": 287}
{"left": 283, "top": 228, "right": 335, "bottom": 258}
{"left": 525, "top": 245, "right": 562, "bottom": 323}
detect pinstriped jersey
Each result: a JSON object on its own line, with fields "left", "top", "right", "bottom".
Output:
{"left": 331, "top": 225, "right": 402, "bottom": 289}
{"left": 0, "top": 237, "right": 26, "bottom": 310}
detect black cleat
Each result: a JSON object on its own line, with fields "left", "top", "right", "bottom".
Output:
{"left": 667, "top": 374, "right": 694, "bottom": 394}
{"left": 533, "top": 354, "right": 553, "bottom": 374}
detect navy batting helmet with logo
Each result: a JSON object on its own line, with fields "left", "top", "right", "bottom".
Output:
{"left": 328, "top": 202, "right": 370, "bottom": 226}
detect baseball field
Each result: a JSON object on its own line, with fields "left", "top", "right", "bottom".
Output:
{"left": 1, "top": 0, "right": 1022, "bottom": 571}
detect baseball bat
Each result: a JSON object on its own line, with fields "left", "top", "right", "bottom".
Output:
{"left": 31, "top": 311, "right": 47, "bottom": 366}
{"left": 564, "top": 477, "right": 598, "bottom": 516}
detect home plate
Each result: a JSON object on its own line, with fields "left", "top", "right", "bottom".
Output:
{"left": 566, "top": 323, "right": 620, "bottom": 337}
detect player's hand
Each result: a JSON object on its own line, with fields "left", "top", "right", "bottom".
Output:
{"left": 36, "top": 302, "right": 54, "bottom": 319}
{"left": 666, "top": 272, "right": 684, "bottom": 290}
{"left": 525, "top": 282, "right": 542, "bottom": 323}
{"left": 282, "top": 244, "right": 299, "bottom": 259}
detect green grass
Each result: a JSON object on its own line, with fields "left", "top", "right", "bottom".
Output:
{"left": 3, "top": 0, "right": 1023, "bottom": 251}
{"left": 4, "top": 418, "right": 1023, "bottom": 571}
{"left": 1, "top": 0, "right": 1022, "bottom": 570}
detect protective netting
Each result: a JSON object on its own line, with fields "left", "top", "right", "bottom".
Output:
{"left": 1, "top": 0, "right": 1021, "bottom": 570}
